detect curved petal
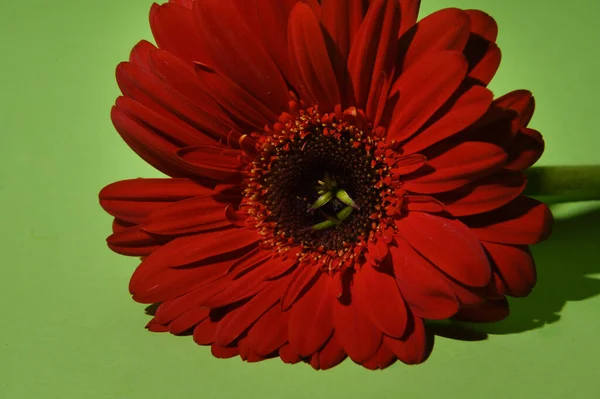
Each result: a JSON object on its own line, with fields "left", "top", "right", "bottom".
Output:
{"left": 320, "top": 0, "right": 368, "bottom": 106}
{"left": 129, "top": 40, "right": 154, "bottom": 70}
{"left": 111, "top": 103, "right": 193, "bottom": 177}
{"left": 403, "top": 141, "right": 508, "bottom": 194}
{"left": 168, "top": 306, "right": 210, "bottom": 335}
{"left": 143, "top": 196, "right": 234, "bottom": 235}
{"left": 462, "top": 196, "right": 553, "bottom": 245}
{"left": 398, "top": 0, "right": 421, "bottom": 37}
{"left": 347, "top": 0, "right": 401, "bottom": 120}
{"left": 383, "top": 315, "right": 428, "bottom": 365}
{"left": 436, "top": 170, "right": 527, "bottom": 216}
{"left": 99, "top": 178, "right": 210, "bottom": 224}
{"left": 281, "top": 264, "right": 322, "bottom": 310}
{"left": 116, "top": 62, "right": 232, "bottom": 143}
{"left": 397, "top": 8, "right": 471, "bottom": 71}
{"left": 289, "top": 272, "right": 335, "bottom": 357}
{"left": 107, "top": 222, "right": 165, "bottom": 256}
{"left": 193, "top": 0, "right": 289, "bottom": 115}
{"left": 483, "top": 242, "right": 537, "bottom": 297}
{"left": 214, "top": 279, "right": 288, "bottom": 346}
{"left": 149, "top": 3, "right": 208, "bottom": 64}
{"left": 395, "top": 212, "right": 492, "bottom": 287}
{"left": 288, "top": 3, "right": 341, "bottom": 111}
{"left": 354, "top": 264, "right": 408, "bottom": 338}
{"left": 245, "top": 304, "right": 289, "bottom": 357}
{"left": 463, "top": 10, "right": 501, "bottom": 85}
{"left": 505, "top": 128, "right": 545, "bottom": 171}
{"left": 130, "top": 256, "right": 233, "bottom": 304}
{"left": 401, "top": 85, "right": 493, "bottom": 154}
{"left": 176, "top": 146, "right": 245, "bottom": 181}
{"left": 386, "top": 51, "right": 468, "bottom": 143}
{"left": 194, "top": 64, "right": 278, "bottom": 130}
{"left": 332, "top": 285, "right": 382, "bottom": 364}
{"left": 309, "top": 334, "right": 347, "bottom": 370}
{"left": 233, "top": 0, "right": 299, "bottom": 89}
{"left": 361, "top": 344, "right": 396, "bottom": 370}
{"left": 390, "top": 242, "right": 460, "bottom": 320}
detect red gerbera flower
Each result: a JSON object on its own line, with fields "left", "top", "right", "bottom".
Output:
{"left": 100, "top": 0, "right": 553, "bottom": 370}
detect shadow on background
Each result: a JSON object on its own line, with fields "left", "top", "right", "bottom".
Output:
{"left": 463, "top": 206, "right": 600, "bottom": 335}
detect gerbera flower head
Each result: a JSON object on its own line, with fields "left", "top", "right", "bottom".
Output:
{"left": 100, "top": 0, "right": 553, "bottom": 370}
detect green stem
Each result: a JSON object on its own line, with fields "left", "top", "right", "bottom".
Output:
{"left": 524, "top": 165, "right": 600, "bottom": 202}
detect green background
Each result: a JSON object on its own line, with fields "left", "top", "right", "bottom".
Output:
{"left": 2, "top": 0, "right": 599, "bottom": 397}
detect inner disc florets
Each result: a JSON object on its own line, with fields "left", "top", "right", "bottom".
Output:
{"left": 243, "top": 105, "right": 394, "bottom": 270}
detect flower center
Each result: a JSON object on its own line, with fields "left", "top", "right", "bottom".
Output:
{"left": 243, "top": 105, "right": 396, "bottom": 271}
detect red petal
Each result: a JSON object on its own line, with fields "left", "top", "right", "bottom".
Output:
{"left": 111, "top": 104, "right": 192, "bottom": 177}
{"left": 129, "top": 229, "right": 258, "bottom": 295}
{"left": 397, "top": 8, "right": 471, "bottom": 71}
{"left": 146, "top": 318, "right": 169, "bottom": 333}
{"left": 393, "top": 154, "right": 427, "bottom": 175}
{"left": 214, "top": 279, "right": 288, "bottom": 346}
{"left": 401, "top": 85, "right": 494, "bottom": 154}
{"left": 169, "top": 0, "right": 193, "bottom": 9}
{"left": 361, "top": 344, "right": 395, "bottom": 370}
{"left": 383, "top": 315, "right": 428, "bottom": 365}
{"left": 99, "top": 178, "right": 209, "bottom": 224}
{"left": 149, "top": 3, "right": 208, "bottom": 64}
{"left": 505, "top": 128, "right": 545, "bottom": 171}
{"left": 194, "top": 64, "right": 277, "bottom": 129}
{"left": 288, "top": 3, "right": 340, "bottom": 111}
{"left": 281, "top": 264, "right": 321, "bottom": 310}
{"left": 354, "top": 265, "right": 408, "bottom": 338}
{"left": 202, "top": 259, "right": 285, "bottom": 308}
{"left": 390, "top": 242, "right": 460, "bottom": 320}
{"left": 116, "top": 62, "right": 232, "bottom": 144}
{"left": 366, "top": 238, "right": 390, "bottom": 264}
{"left": 403, "top": 195, "right": 445, "bottom": 213}
{"left": 245, "top": 305, "right": 289, "bottom": 357}
{"left": 143, "top": 196, "right": 234, "bottom": 235}
{"left": 396, "top": 212, "right": 492, "bottom": 287}
{"left": 129, "top": 40, "right": 154, "bottom": 70}
{"left": 168, "top": 306, "right": 210, "bottom": 335}
{"left": 332, "top": 283, "right": 382, "bottom": 364}
{"left": 211, "top": 344, "right": 239, "bottom": 359}
{"left": 279, "top": 344, "right": 301, "bottom": 364}
{"left": 147, "top": 49, "right": 237, "bottom": 139}
{"left": 234, "top": 0, "right": 299, "bottom": 89}
{"left": 403, "top": 141, "right": 508, "bottom": 194}
{"left": 387, "top": 51, "right": 468, "bottom": 143}
{"left": 483, "top": 242, "right": 536, "bottom": 297}
{"left": 398, "top": 0, "right": 421, "bottom": 37}
{"left": 193, "top": 0, "right": 289, "bottom": 115}
{"left": 107, "top": 224, "right": 164, "bottom": 256}
{"left": 436, "top": 170, "right": 527, "bottom": 216}
{"left": 321, "top": 0, "right": 368, "bottom": 62}
{"left": 462, "top": 11, "right": 500, "bottom": 85}
{"left": 176, "top": 146, "right": 245, "bottom": 181}
{"left": 467, "top": 43, "right": 501, "bottom": 86}
{"left": 192, "top": 316, "right": 218, "bottom": 345}
{"left": 465, "top": 10, "right": 498, "bottom": 41}
{"left": 320, "top": 0, "right": 368, "bottom": 106}
{"left": 347, "top": 0, "right": 400, "bottom": 120}
{"left": 130, "top": 258, "right": 232, "bottom": 304}
{"left": 462, "top": 196, "right": 553, "bottom": 245}
{"left": 310, "top": 334, "right": 347, "bottom": 370}
{"left": 494, "top": 90, "right": 536, "bottom": 131}
{"left": 289, "top": 273, "right": 335, "bottom": 357}
{"left": 154, "top": 279, "right": 231, "bottom": 325}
